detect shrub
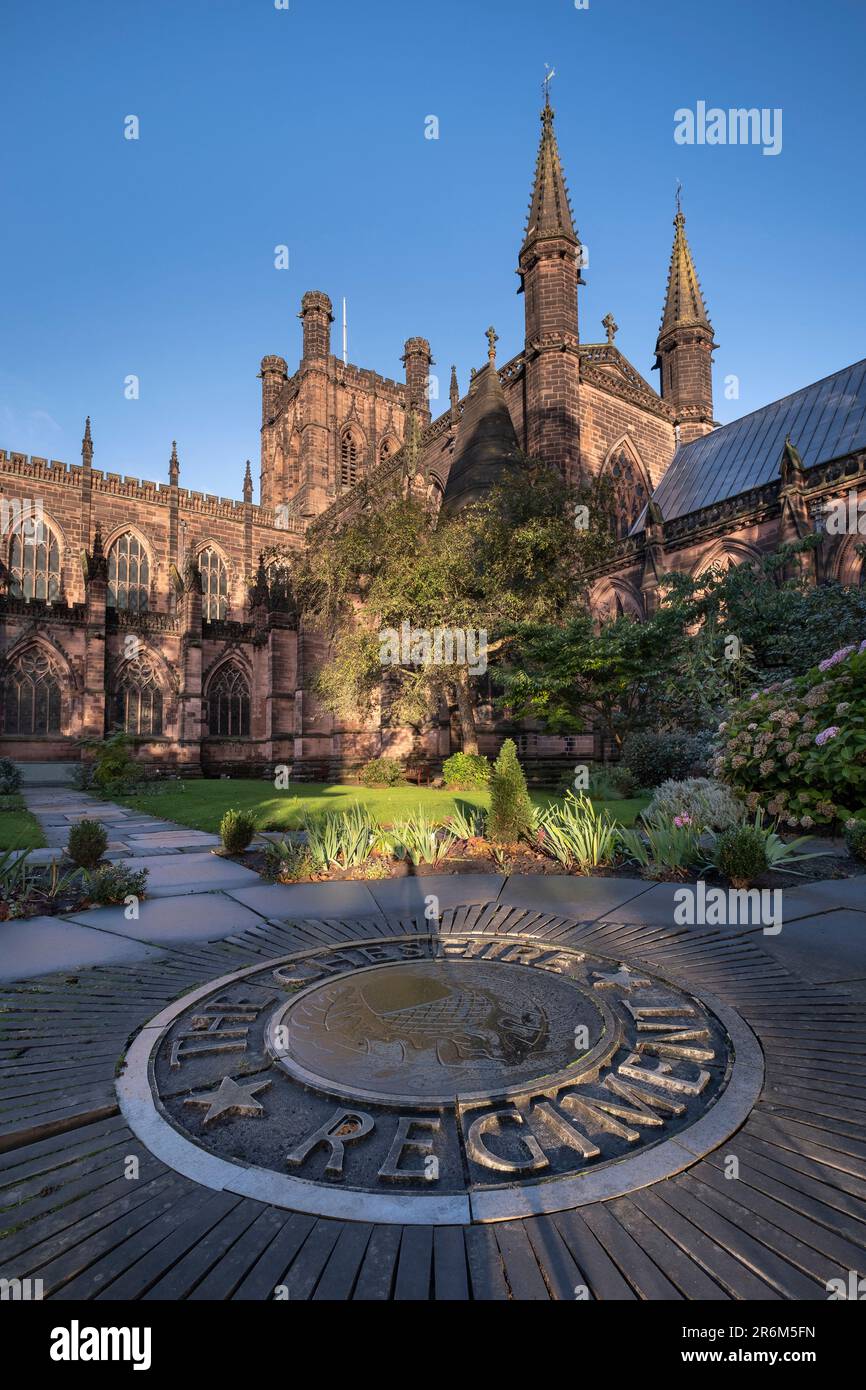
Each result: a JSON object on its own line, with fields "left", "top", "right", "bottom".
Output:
{"left": 70, "top": 762, "right": 96, "bottom": 792}
{"left": 87, "top": 732, "right": 139, "bottom": 792}
{"left": 358, "top": 756, "right": 404, "bottom": 788}
{"left": 87, "top": 864, "right": 148, "bottom": 905}
{"left": 711, "top": 825, "right": 768, "bottom": 888}
{"left": 66, "top": 819, "right": 108, "bottom": 869}
{"left": 0, "top": 793, "right": 24, "bottom": 813}
{"left": 488, "top": 739, "right": 533, "bottom": 845}
{"left": 646, "top": 778, "right": 745, "bottom": 833}
{"left": 845, "top": 818, "right": 866, "bottom": 862}
{"left": 537, "top": 793, "right": 619, "bottom": 872}
{"left": 620, "top": 731, "right": 702, "bottom": 788}
{"left": 714, "top": 638, "right": 866, "bottom": 827}
{"left": 219, "top": 808, "right": 258, "bottom": 854}
{"left": 0, "top": 758, "right": 22, "bottom": 794}
{"left": 442, "top": 752, "right": 491, "bottom": 790}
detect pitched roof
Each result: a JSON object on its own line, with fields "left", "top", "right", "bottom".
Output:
{"left": 439, "top": 363, "right": 520, "bottom": 516}
{"left": 632, "top": 358, "right": 866, "bottom": 531}
{"left": 656, "top": 211, "right": 712, "bottom": 349}
{"left": 522, "top": 99, "right": 577, "bottom": 251}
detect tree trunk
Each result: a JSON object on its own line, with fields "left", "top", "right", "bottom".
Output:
{"left": 452, "top": 672, "right": 479, "bottom": 755}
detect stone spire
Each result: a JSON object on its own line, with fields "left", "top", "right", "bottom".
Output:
{"left": 243, "top": 458, "right": 253, "bottom": 503}
{"left": 656, "top": 207, "right": 713, "bottom": 345}
{"left": 521, "top": 89, "right": 579, "bottom": 254}
{"left": 654, "top": 198, "right": 717, "bottom": 442}
{"left": 81, "top": 416, "right": 93, "bottom": 468}
{"left": 169, "top": 440, "right": 179, "bottom": 486}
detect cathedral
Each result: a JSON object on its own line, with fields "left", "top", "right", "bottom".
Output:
{"left": 1, "top": 96, "right": 864, "bottom": 779}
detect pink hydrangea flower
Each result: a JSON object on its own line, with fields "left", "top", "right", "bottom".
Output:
{"left": 673, "top": 814, "right": 692, "bottom": 828}
{"left": 815, "top": 726, "right": 840, "bottom": 746}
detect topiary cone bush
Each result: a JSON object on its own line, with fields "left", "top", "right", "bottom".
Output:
{"left": 67, "top": 818, "right": 109, "bottom": 869}
{"left": 220, "top": 808, "right": 258, "bottom": 855}
{"left": 487, "top": 739, "right": 533, "bottom": 845}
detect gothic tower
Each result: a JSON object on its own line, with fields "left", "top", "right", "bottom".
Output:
{"left": 654, "top": 203, "right": 717, "bottom": 443}
{"left": 517, "top": 89, "right": 584, "bottom": 482}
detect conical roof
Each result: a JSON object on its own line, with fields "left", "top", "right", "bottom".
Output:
{"left": 439, "top": 361, "right": 520, "bottom": 517}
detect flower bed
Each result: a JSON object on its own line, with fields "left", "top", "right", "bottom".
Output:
{"left": 715, "top": 640, "right": 866, "bottom": 828}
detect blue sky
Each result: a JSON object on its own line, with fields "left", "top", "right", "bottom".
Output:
{"left": 2, "top": 0, "right": 864, "bottom": 498}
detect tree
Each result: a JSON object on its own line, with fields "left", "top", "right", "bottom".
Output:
{"left": 287, "top": 459, "right": 614, "bottom": 752}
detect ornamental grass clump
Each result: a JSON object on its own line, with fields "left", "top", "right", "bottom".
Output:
{"left": 715, "top": 639, "right": 866, "bottom": 827}
{"left": 487, "top": 739, "right": 533, "bottom": 845}
{"left": 537, "top": 793, "right": 619, "bottom": 872}
{"left": 303, "top": 806, "right": 378, "bottom": 871}
{"left": 618, "top": 813, "right": 703, "bottom": 879}
{"left": 389, "top": 811, "right": 456, "bottom": 866}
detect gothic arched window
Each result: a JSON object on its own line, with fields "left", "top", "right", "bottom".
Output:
{"left": 108, "top": 533, "right": 150, "bottom": 612}
{"left": 207, "top": 664, "right": 251, "bottom": 737}
{"left": 379, "top": 437, "right": 397, "bottom": 465}
{"left": 340, "top": 430, "right": 360, "bottom": 489}
{"left": 2, "top": 647, "right": 63, "bottom": 735}
{"left": 7, "top": 515, "right": 61, "bottom": 601}
{"left": 607, "top": 451, "right": 649, "bottom": 540}
{"left": 115, "top": 654, "right": 163, "bottom": 736}
{"left": 199, "top": 547, "right": 228, "bottom": 621}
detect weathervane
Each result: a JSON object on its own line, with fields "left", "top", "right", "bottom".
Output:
{"left": 675, "top": 179, "right": 683, "bottom": 216}
{"left": 543, "top": 64, "right": 556, "bottom": 105}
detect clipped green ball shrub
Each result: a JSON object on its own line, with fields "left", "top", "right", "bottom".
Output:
{"left": 220, "top": 808, "right": 258, "bottom": 854}
{"left": 358, "top": 757, "right": 404, "bottom": 788}
{"left": 442, "top": 752, "right": 491, "bottom": 791}
{"left": 67, "top": 819, "right": 108, "bottom": 869}
{"left": 487, "top": 739, "right": 533, "bottom": 845}
{"left": 714, "top": 825, "right": 768, "bottom": 887}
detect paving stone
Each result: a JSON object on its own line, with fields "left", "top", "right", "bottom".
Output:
{"left": 65, "top": 893, "right": 267, "bottom": 945}
{"left": 757, "top": 910, "right": 866, "bottom": 1000}
{"left": 365, "top": 873, "right": 506, "bottom": 915}
{"left": 124, "top": 830, "right": 221, "bottom": 851}
{"left": 225, "top": 879, "right": 384, "bottom": 920}
{"left": 0, "top": 918, "right": 166, "bottom": 981}
{"left": 496, "top": 873, "right": 656, "bottom": 920}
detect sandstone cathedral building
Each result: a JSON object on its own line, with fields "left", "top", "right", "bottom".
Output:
{"left": 2, "top": 95, "right": 865, "bottom": 778}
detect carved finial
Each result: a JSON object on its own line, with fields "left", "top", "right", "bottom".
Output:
{"left": 182, "top": 547, "right": 202, "bottom": 594}
{"left": 249, "top": 551, "right": 270, "bottom": 610}
{"left": 82, "top": 416, "right": 93, "bottom": 466}
{"left": 169, "top": 440, "right": 179, "bottom": 484}
{"left": 602, "top": 312, "right": 618, "bottom": 345}
{"left": 243, "top": 458, "right": 253, "bottom": 503}
{"left": 92, "top": 523, "right": 104, "bottom": 559}
{"left": 675, "top": 179, "right": 683, "bottom": 218}
{"left": 486, "top": 326, "right": 498, "bottom": 365}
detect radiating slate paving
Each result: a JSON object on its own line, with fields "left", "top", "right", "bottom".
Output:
{"left": 4, "top": 796, "right": 866, "bottom": 1299}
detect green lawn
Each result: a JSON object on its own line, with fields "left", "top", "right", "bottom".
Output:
{"left": 114, "top": 779, "right": 649, "bottom": 834}
{"left": 0, "top": 804, "right": 46, "bottom": 850}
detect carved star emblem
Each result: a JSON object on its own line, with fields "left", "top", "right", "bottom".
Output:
{"left": 591, "top": 965, "right": 650, "bottom": 991}
{"left": 183, "top": 1075, "right": 271, "bottom": 1126}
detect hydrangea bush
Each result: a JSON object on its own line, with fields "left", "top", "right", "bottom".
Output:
{"left": 714, "top": 640, "right": 866, "bottom": 828}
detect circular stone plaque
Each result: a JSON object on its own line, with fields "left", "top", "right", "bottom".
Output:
{"left": 267, "top": 958, "right": 618, "bottom": 1106}
{"left": 117, "top": 933, "right": 763, "bottom": 1226}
